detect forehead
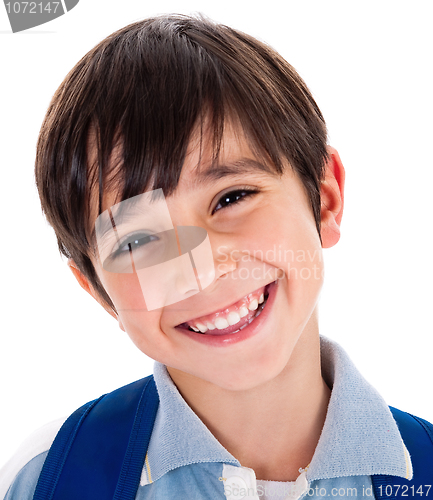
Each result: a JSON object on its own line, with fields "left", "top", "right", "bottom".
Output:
{"left": 178, "top": 122, "right": 279, "bottom": 189}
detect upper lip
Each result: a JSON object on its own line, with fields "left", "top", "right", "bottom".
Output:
{"left": 174, "top": 280, "right": 274, "bottom": 327}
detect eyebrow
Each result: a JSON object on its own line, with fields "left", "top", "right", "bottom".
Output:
{"left": 191, "top": 157, "right": 275, "bottom": 187}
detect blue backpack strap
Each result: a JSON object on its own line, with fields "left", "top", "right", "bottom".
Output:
{"left": 371, "top": 406, "right": 433, "bottom": 499}
{"left": 33, "top": 375, "right": 159, "bottom": 500}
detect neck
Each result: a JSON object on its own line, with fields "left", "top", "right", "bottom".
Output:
{"left": 167, "top": 314, "right": 330, "bottom": 481}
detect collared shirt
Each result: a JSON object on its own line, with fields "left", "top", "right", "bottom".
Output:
{"left": 1, "top": 336, "right": 412, "bottom": 499}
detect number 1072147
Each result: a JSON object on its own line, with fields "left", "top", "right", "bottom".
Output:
{"left": 377, "top": 485, "right": 432, "bottom": 497}
{"left": 5, "top": 2, "right": 60, "bottom": 14}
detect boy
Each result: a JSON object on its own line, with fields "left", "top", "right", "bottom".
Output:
{"left": 1, "top": 13, "right": 431, "bottom": 500}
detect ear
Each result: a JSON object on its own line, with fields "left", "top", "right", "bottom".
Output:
{"left": 320, "top": 146, "right": 345, "bottom": 248}
{"left": 68, "top": 259, "right": 120, "bottom": 324}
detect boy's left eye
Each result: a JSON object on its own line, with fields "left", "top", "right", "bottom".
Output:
{"left": 212, "top": 188, "right": 258, "bottom": 215}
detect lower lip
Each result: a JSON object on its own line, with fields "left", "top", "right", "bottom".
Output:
{"left": 175, "top": 280, "right": 278, "bottom": 347}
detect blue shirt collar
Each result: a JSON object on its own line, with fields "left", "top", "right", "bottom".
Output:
{"left": 142, "top": 336, "right": 411, "bottom": 485}
{"left": 308, "top": 336, "right": 411, "bottom": 481}
{"left": 142, "top": 364, "right": 239, "bottom": 484}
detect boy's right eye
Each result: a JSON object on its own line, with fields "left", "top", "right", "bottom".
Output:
{"left": 102, "top": 228, "right": 180, "bottom": 273}
{"left": 111, "top": 232, "right": 159, "bottom": 259}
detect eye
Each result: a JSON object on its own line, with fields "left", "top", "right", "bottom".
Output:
{"left": 112, "top": 233, "right": 159, "bottom": 259}
{"left": 212, "top": 188, "right": 258, "bottom": 215}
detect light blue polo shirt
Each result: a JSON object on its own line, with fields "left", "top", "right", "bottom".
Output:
{"left": 2, "top": 337, "right": 412, "bottom": 499}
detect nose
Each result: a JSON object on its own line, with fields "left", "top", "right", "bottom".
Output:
{"left": 134, "top": 225, "right": 217, "bottom": 310}
{"left": 135, "top": 253, "right": 201, "bottom": 310}
{"left": 173, "top": 258, "right": 201, "bottom": 296}
{"left": 212, "top": 244, "right": 242, "bottom": 281}
{"left": 176, "top": 225, "right": 215, "bottom": 291}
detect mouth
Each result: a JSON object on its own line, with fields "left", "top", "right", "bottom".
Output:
{"left": 175, "top": 281, "right": 275, "bottom": 337}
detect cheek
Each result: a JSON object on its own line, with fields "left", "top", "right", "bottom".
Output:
{"left": 242, "top": 201, "right": 324, "bottom": 324}
{"left": 283, "top": 219, "right": 324, "bottom": 281}
{"left": 281, "top": 218, "right": 324, "bottom": 310}
{"left": 99, "top": 272, "right": 173, "bottom": 355}
{"left": 234, "top": 200, "right": 323, "bottom": 278}
{"left": 100, "top": 271, "right": 148, "bottom": 313}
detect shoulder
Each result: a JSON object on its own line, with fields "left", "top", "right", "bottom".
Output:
{"left": 390, "top": 406, "right": 433, "bottom": 444}
{"left": 0, "top": 417, "right": 66, "bottom": 500}
{"left": 389, "top": 407, "right": 433, "bottom": 483}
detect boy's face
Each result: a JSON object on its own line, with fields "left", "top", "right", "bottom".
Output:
{"left": 85, "top": 123, "right": 342, "bottom": 391}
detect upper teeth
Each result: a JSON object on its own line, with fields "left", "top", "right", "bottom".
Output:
{"left": 187, "top": 289, "right": 267, "bottom": 332}
{"left": 227, "top": 311, "right": 241, "bottom": 325}
{"left": 215, "top": 317, "right": 229, "bottom": 330}
{"left": 239, "top": 306, "right": 249, "bottom": 318}
{"left": 248, "top": 299, "right": 258, "bottom": 311}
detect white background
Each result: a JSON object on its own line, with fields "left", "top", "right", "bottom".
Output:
{"left": 0, "top": 0, "right": 432, "bottom": 468}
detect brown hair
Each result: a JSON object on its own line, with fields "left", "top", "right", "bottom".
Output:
{"left": 35, "top": 14, "right": 328, "bottom": 311}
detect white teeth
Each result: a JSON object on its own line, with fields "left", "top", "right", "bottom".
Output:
{"left": 187, "top": 289, "right": 267, "bottom": 333}
{"left": 227, "top": 311, "right": 241, "bottom": 326}
{"left": 215, "top": 317, "right": 229, "bottom": 330}
{"left": 239, "top": 306, "right": 249, "bottom": 318}
{"left": 196, "top": 322, "right": 208, "bottom": 333}
{"left": 248, "top": 299, "right": 258, "bottom": 311}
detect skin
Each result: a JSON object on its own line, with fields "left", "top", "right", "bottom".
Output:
{"left": 69, "top": 123, "right": 345, "bottom": 481}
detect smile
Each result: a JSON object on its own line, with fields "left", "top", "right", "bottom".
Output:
{"left": 176, "top": 282, "right": 274, "bottom": 336}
